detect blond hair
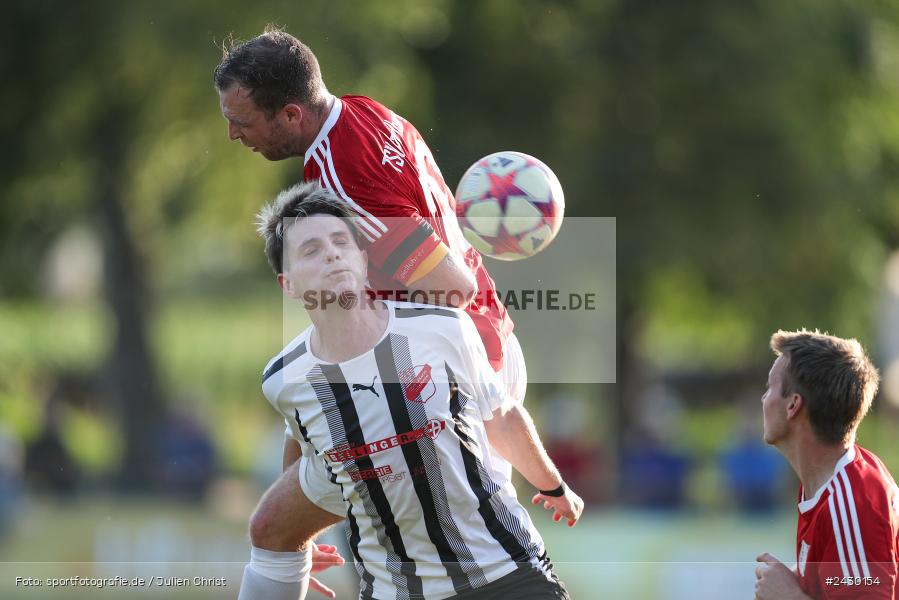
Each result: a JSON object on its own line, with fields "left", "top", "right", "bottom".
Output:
{"left": 771, "top": 329, "right": 879, "bottom": 444}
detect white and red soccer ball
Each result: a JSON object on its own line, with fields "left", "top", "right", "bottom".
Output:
{"left": 454, "top": 151, "right": 564, "bottom": 261}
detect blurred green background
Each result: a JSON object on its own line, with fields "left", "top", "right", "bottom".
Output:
{"left": 3, "top": 0, "right": 899, "bottom": 598}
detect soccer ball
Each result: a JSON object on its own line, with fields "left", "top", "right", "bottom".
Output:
{"left": 454, "top": 151, "right": 564, "bottom": 261}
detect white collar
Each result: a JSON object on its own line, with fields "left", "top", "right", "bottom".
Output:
{"left": 798, "top": 445, "right": 856, "bottom": 514}
{"left": 304, "top": 96, "right": 342, "bottom": 166}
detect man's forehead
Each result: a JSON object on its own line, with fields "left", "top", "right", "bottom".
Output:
{"left": 287, "top": 214, "right": 352, "bottom": 244}
{"left": 220, "top": 86, "right": 256, "bottom": 114}
{"left": 770, "top": 355, "right": 786, "bottom": 378}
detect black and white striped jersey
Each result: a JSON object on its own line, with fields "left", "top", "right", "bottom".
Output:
{"left": 261, "top": 301, "right": 550, "bottom": 600}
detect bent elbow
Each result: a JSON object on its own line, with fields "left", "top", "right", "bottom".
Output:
{"left": 457, "top": 280, "right": 477, "bottom": 307}
{"left": 446, "top": 274, "right": 477, "bottom": 307}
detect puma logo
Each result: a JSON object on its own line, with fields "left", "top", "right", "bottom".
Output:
{"left": 353, "top": 376, "right": 379, "bottom": 397}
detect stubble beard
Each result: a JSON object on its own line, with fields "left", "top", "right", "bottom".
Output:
{"left": 262, "top": 120, "right": 306, "bottom": 161}
{"left": 261, "top": 139, "right": 302, "bottom": 161}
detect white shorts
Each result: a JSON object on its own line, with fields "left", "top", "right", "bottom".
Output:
{"left": 299, "top": 452, "right": 346, "bottom": 516}
{"left": 299, "top": 332, "right": 528, "bottom": 516}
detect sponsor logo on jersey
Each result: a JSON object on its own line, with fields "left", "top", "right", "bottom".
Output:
{"left": 350, "top": 465, "right": 394, "bottom": 482}
{"left": 423, "top": 418, "right": 444, "bottom": 439}
{"left": 352, "top": 376, "right": 380, "bottom": 397}
{"left": 325, "top": 419, "right": 446, "bottom": 462}
{"left": 399, "top": 363, "right": 436, "bottom": 403}
{"left": 798, "top": 540, "right": 810, "bottom": 577}
{"left": 381, "top": 114, "right": 406, "bottom": 173}
{"left": 379, "top": 469, "right": 406, "bottom": 483}
{"left": 362, "top": 458, "right": 442, "bottom": 486}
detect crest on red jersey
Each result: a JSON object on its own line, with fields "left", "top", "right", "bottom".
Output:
{"left": 399, "top": 364, "right": 435, "bottom": 403}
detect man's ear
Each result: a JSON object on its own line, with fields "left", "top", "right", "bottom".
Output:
{"left": 282, "top": 103, "right": 303, "bottom": 124}
{"left": 786, "top": 393, "right": 804, "bottom": 420}
{"left": 277, "top": 273, "right": 294, "bottom": 298}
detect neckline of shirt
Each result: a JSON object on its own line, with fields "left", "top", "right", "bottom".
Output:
{"left": 797, "top": 445, "right": 856, "bottom": 514}
{"left": 304, "top": 300, "right": 394, "bottom": 366}
{"left": 303, "top": 96, "right": 343, "bottom": 167}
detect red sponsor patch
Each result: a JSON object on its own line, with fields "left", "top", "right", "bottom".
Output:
{"left": 424, "top": 418, "right": 445, "bottom": 439}
{"left": 400, "top": 364, "right": 436, "bottom": 403}
{"left": 350, "top": 465, "right": 394, "bottom": 482}
{"left": 325, "top": 419, "right": 446, "bottom": 462}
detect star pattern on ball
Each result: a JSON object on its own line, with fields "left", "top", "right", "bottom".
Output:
{"left": 489, "top": 228, "right": 529, "bottom": 257}
{"left": 487, "top": 171, "right": 528, "bottom": 208}
{"left": 456, "top": 152, "right": 562, "bottom": 261}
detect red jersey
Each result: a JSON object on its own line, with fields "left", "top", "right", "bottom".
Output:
{"left": 796, "top": 445, "right": 899, "bottom": 599}
{"left": 303, "top": 95, "right": 513, "bottom": 370}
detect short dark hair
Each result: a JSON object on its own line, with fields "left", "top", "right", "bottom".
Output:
{"left": 770, "top": 329, "right": 880, "bottom": 445}
{"left": 214, "top": 25, "right": 327, "bottom": 118}
{"left": 256, "top": 181, "right": 360, "bottom": 274}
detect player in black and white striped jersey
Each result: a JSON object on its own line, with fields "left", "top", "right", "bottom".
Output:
{"left": 240, "top": 181, "right": 579, "bottom": 600}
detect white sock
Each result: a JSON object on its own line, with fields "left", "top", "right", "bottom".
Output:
{"left": 237, "top": 545, "right": 311, "bottom": 600}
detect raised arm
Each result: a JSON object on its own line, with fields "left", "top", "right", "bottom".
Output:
{"left": 483, "top": 403, "right": 584, "bottom": 527}
{"left": 406, "top": 244, "right": 477, "bottom": 307}
{"left": 446, "top": 312, "right": 584, "bottom": 527}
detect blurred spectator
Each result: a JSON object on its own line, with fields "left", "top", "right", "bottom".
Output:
{"left": 720, "top": 422, "right": 788, "bottom": 514}
{"left": 536, "top": 384, "right": 605, "bottom": 503}
{"left": 24, "top": 401, "right": 79, "bottom": 497}
{"left": 618, "top": 383, "right": 691, "bottom": 509}
{"left": 619, "top": 428, "right": 691, "bottom": 509}
{"left": 0, "top": 424, "right": 23, "bottom": 539}
{"left": 153, "top": 409, "right": 216, "bottom": 501}
{"left": 24, "top": 371, "right": 99, "bottom": 497}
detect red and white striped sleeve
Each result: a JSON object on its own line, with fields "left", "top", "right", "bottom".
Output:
{"left": 305, "top": 122, "right": 448, "bottom": 287}
{"left": 814, "top": 467, "right": 898, "bottom": 598}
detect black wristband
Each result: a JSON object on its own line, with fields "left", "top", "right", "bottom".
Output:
{"left": 539, "top": 482, "right": 566, "bottom": 497}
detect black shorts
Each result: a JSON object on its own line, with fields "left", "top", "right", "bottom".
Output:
{"left": 450, "top": 564, "right": 570, "bottom": 600}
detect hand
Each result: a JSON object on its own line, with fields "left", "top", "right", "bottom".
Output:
{"left": 309, "top": 542, "right": 345, "bottom": 598}
{"left": 531, "top": 485, "right": 584, "bottom": 527}
{"left": 755, "top": 553, "right": 808, "bottom": 600}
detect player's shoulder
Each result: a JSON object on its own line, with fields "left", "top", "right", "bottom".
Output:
{"left": 812, "top": 445, "right": 899, "bottom": 573}
{"left": 390, "top": 299, "right": 464, "bottom": 320}
{"left": 390, "top": 302, "right": 481, "bottom": 348}
{"left": 388, "top": 301, "right": 474, "bottom": 334}
{"left": 813, "top": 445, "right": 899, "bottom": 546}
{"left": 389, "top": 301, "right": 480, "bottom": 348}
{"left": 848, "top": 446, "right": 896, "bottom": 487}
{"left": 340, "top": 94, "right": 391, "bottom": 115}
{"left": 845, "top": 445, "right": 899, "bottom": 511}
{"left": 332, "top": 95, "right": 394, "bottom": 140}
{"left": 306, "top": 96, "right": 382, "bottom": 162}
{"left": 261, "top": 328, "right": 313, "bottom": 388}
{"left": 801, "top": 446, "right": 890, "bottom": 518}
{"left": 310, "top": 97, "right": 416, "bottom": 211}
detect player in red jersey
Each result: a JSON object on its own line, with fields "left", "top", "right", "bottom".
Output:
{"left": 755, "top": 330, "right": 899, "bottom": 600}
{"left": 214, "top": 26, "right": 582, "bottom": 599}
{"left": 301, "top": 94, "right": 513, "bottom": 369}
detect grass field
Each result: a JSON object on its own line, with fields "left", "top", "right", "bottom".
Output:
{"left": 0, "top": 493, "right": 795, "bottom": 599}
